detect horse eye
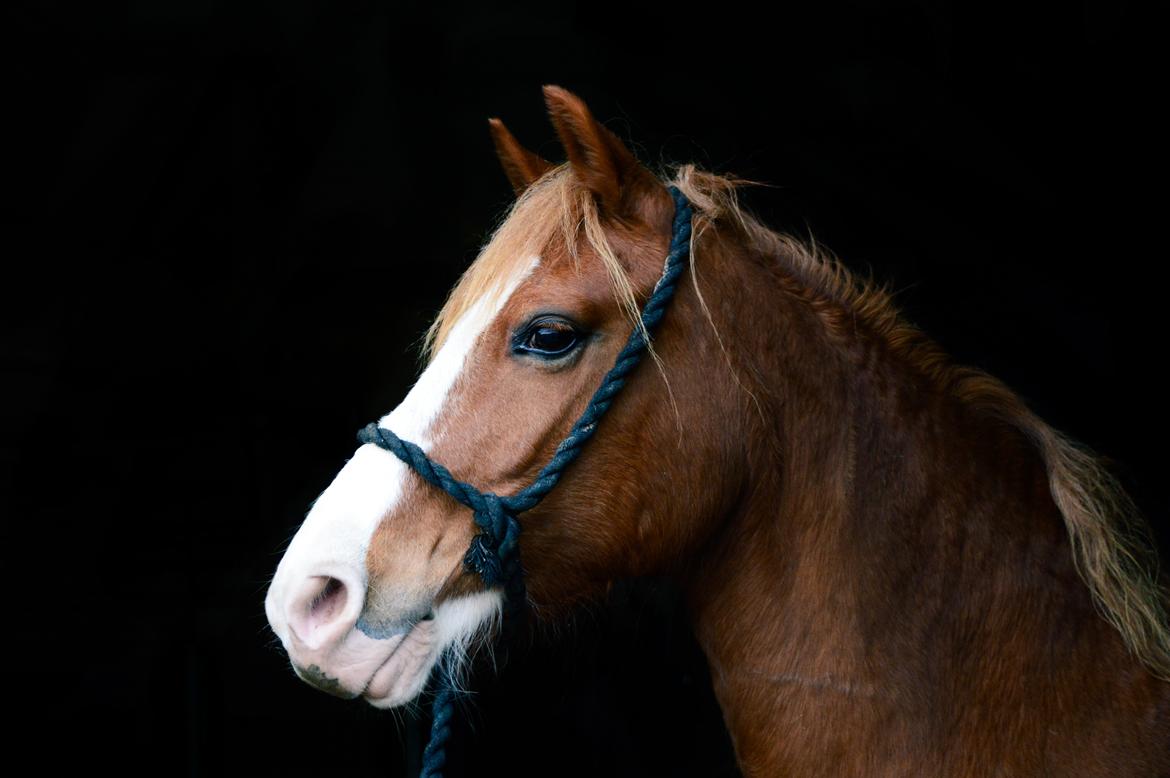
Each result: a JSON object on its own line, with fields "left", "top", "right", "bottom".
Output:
{"left": 515, "top": 319, "right": 581, "bottom": 358}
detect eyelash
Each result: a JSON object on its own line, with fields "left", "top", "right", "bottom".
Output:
{"left": 512, "top": 316, "right": 585, "bottom": 359}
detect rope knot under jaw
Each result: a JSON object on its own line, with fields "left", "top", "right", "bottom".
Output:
{"left": 464, "top": 494, "right": 519, "bottom": 589}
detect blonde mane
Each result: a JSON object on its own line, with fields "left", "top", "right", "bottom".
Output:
{"left": 428, "top": 162, "right": 1170, "bottom": 678}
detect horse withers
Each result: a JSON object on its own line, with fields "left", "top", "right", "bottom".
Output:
{"left": 265, "top": 86, "right": 1170, "bottom": 775}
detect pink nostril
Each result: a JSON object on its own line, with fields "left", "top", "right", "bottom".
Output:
{"left": 288, "top": 575, "right": 354, "bottom": 649}
{"left": 313, "top": 577, "right": 346, "bottom": 622}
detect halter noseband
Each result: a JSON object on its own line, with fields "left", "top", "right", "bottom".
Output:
{"left": 356, "top": 185, "right": 693, "bottom": 778}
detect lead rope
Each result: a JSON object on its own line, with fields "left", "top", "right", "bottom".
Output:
{"left": 358, "top": 186, "right": 693, "bottom": 778}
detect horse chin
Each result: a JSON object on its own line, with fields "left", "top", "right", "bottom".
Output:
{"left": 362, "top": 590, "right": 503, "bottom": 709}
{"left": 361, "top": 619, "right": 440, "bottom": 707}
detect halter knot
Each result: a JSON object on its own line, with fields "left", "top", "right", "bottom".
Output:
{"left": 464, "top": 493, "right": 520, "bottom": 589}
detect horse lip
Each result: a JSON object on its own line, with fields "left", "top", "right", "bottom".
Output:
{"left": 297, "top": 663, "right": 361, "bottom": 700}
{"left": 295, "top": 614, "right": 423, "bottom": 700}
{"left": 355, "top": 607, "right": 431, "bottom": 640}
{"left": 359, "top": 619, "right": 432, "bottom": 701}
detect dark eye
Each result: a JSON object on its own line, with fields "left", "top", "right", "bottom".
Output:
{"left": 514, "top": 318, "right": 583, "bottom": 359}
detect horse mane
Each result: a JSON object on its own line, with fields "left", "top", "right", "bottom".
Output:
{"left": 673, "top": 164, "right": 1170, "bottom": 679}
{"left": 427, "top": 162, "right": 1170, "bottom": 679}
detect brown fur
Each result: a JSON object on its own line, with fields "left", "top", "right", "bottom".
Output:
{"left": 365, "top": 88, "right": 1170, "bottom": 775}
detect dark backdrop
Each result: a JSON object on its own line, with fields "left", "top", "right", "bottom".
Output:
{"left": 6, "top": 1, "right": 1165, "bottom": 775}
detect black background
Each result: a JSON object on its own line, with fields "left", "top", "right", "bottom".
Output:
{"left": 5, "top": 1, "right": 1166, "bottom": 775}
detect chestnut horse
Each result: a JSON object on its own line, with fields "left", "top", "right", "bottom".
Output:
{"left": 266, "top": 86, "right": 1170, "bottom": 775}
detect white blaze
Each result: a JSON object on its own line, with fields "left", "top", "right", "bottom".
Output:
{"left": 266, "top": 257, "right": 539, "bottom": 657}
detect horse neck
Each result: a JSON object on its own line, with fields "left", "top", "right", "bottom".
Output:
{"left": 684, "top": 234, "right": 1160, "bottom": 771}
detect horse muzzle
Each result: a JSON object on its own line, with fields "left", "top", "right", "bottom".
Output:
{"left": 266, "top": 567, "right": 443, "bottom": 705}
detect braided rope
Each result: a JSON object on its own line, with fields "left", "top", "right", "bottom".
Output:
{"left": 418, "top": 685, "right": 455, "bottom": 778}
{"left": 357, "top": 186, "right": 692, "bottom": 777}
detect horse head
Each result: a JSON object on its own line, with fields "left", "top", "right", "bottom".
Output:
{"left": 265, "top": 86, "right": 745, "bottom": 707}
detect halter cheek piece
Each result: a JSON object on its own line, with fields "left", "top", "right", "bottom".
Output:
{"left": 356, "top": 186, "right": 692, "bottom": 778}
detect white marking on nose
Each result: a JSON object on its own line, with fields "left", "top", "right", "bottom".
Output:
{"left": 266, "top": 257, "right": 540, "bottom": 649}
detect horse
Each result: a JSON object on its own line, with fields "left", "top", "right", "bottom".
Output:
{"left": 265, "top": 85, "right": 1170, "bottom": 775}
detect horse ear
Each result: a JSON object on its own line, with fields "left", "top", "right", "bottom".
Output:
{"left": 488, "top": 118, "right": 554, "bottom": 196}
{"left": 542, "top": 85, "right": 654, "bottom": 216}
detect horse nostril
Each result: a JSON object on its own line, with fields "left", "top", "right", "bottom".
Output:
{"left": 288, "top": 575, "right": 355, "bottom": 650}
{"left": 312, "top": 577, "right": 347, "bottom": 624}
